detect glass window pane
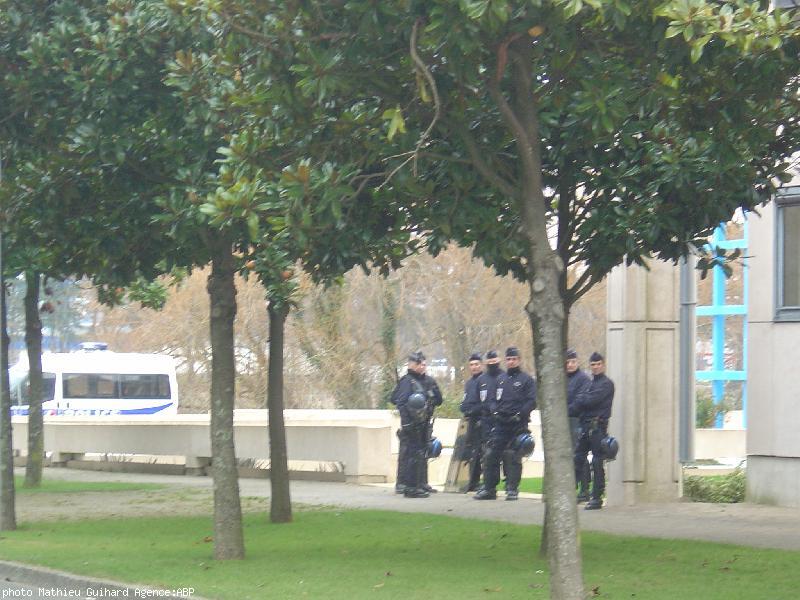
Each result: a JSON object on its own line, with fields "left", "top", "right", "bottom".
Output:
{"left": 94, "top": 374, "right": 117, "bottom": 398}
{"left": 63, "top": 374, "right": 118, "bottom": 398}
{"left": 63, "top": 374, "right": 90, "bottom": 399}
{"left": 783, "top": 204, "right": 800, "bottom": 307}
{"left": 119, "top": 374, "right": 171, "bottom": 399}
{"left": 16, "top": 373, "right": 56, "bottom": 405}
{"left": 43, "top": 373, "right": 56, "bottom": 402}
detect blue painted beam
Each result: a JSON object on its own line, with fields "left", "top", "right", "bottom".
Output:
{"left": 712, "top": 239, "right": 748, "bottom": 250}
{"left": 742, "top": 220, "right": 749, "bottom": 428}
{"left": 695, "top": 221, "right": 749, "bottom": 429}
{"left": 695, "top": 370, "right": 747, "bottom": 381}
{"left": 711, "top": 226, "right": 727, "bottom": 428}
{"left": 696, "top": 305, "right": 747, "bottom": 316}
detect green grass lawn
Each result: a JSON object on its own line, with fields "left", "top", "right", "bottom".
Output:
{"left": 517, "top": 476, "right": 543, "bottom": 494}
{"left": 0, "top": 509, "right": 796, "bottom": 599}
{"left": 14, "top": 476, "right": 164, "bottom": 494}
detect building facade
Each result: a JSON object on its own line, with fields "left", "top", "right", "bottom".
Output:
{"left": 746, "top": 194, "right": 800, "bottom": 507}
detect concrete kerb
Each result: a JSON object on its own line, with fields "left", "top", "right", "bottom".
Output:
{"left": 0, "top": 559, "right": 210, "bottom": 600}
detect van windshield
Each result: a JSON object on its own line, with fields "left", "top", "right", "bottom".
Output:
{"left": 12, "top": 373, "right": 56, "bottom": 406}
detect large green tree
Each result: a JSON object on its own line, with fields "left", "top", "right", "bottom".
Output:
{"left": 0, "top": 0, "right": 249, "bottom": 556}
{"left": 0, "top": 0, "right": 182, "bottom": 499}
{"left": 169, "top": 2, "right": 419, "bottom": 524}
{"left": 200, "top": 1, "right": 800, "bottom": 597}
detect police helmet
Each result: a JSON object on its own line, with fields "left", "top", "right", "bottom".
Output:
{"left": 510, "top": 432, "right": 535, "bottom": 459}
{"left": 406, "top": 392, "right": 427, "bottom": 421}
{"left": 427, "top": 437, "right": 443, "bottom": 459}
{"left": 600, "top": 436, "right": 619, "bottom": 460}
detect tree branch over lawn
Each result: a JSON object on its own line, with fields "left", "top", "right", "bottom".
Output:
{"left": 450, "top": 120, "right": 517, "bottom": 198}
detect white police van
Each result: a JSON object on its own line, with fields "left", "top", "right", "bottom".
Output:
{"left": 9, "top": 342, "right": 179, "bottom": 416}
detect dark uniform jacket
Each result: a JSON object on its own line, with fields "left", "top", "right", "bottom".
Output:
{"left": 567, "top": 369, "right": 592, "bottom": 418}
{"left": 390, "top": 370, "right": 443, "bottom": 425}
{"left": 476, "top": 369, "right": 504, "bottom": 419}
{"left": 459, "top": 373, "right": 483, "bottom": 418}
{"left": 576, "top": 372, "right": 614, "bottom": 421}
{"left": 489, "top": 368, "right": 537, "bottom": 422}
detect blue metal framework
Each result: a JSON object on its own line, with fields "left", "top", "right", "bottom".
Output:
{"left": 695, "top": 223, "right": 748, "bottom": 428}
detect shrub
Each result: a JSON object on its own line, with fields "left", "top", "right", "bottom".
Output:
{"left": 683, "top": 468, "right": 746, "bottom": 503}
{"left": 695, "top": 388, "right": 735, "bottom": 428}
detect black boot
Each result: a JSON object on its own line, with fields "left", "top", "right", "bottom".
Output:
{"left": 404, "top": 488, "right": 430, "bottom": 499}
{"left": 474, "top": 488, "right": 497, "bottom": 500}
{"left": 585, "top": 498, "right": 603, "bottom": 510}
{"left": 505, "top": 489, "right": 519, "bottom": 501}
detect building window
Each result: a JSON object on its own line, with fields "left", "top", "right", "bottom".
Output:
{"left": 776, "top": 191, "right": 800, "bottom": 321}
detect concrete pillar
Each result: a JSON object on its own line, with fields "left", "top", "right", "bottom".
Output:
{"left": 605, "top": 259, "right": 681, "bottom": 505}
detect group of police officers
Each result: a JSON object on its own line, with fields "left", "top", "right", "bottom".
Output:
{"left": 390, "top": 346, "right": 615, "bottom": 509}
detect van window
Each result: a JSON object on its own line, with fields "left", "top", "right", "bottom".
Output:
{"left": 63, "top": 374, "right": 118, "bottom": 399}
{"left": 119, "top": 374, "right": 171, "bottom": 399}
{"left": 63, "top": 373, "right": 170, "bottom": 399}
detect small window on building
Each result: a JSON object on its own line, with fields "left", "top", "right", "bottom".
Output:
{"left": 777, "top": 192, "right": 800, "bottom": 321}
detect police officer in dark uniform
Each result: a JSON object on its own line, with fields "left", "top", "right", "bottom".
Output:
{"left": 574, "top": 351, "right": 615, "bottom": 510}
{"left": 475, "top": 347, "right": 537, "bottom": 501}
{"left": 474, "top": 350, "right": 504, "bottom": 490}
{"left": 459, "top": 353, "right": 485, "bottom": 491}
{"left": 566, "top": 348, "right": 592, "bottom": 502}
{"left": 389, "top": 351, "right": 443, "bottom": 498}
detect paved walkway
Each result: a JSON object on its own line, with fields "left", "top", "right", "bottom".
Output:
{"left": 38, "top": 468, "right": 800, "bottom": 551}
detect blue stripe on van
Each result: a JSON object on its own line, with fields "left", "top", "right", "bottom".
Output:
{"left": 117, "top": 402, "right": 175, "bottom": 415}
{"left": 11, "top": 404, "right": 174, "bottom": 416}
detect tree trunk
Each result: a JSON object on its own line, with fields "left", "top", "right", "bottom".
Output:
{"left": 539, "top": 312, "right": 572, "bottom": 557}
{"left": 207, "top": 233, "right": 244, "bottom": 559}
{"left": 379, "top": 277, "right": 399, "bottom": 404}
{"left": 267, "top": 301, "right": 292, "bottom": 523}
{"left": 24, "top": 271, "right": 43, "bottom": 487}
{"left": 0, "top": 264, "right": 16, "bottom": 530}
{"left": 525, "top": 268, "right": 582, "bottom": 599}
{"left": 498, "top": 43, "right": 583, "bottom": 599}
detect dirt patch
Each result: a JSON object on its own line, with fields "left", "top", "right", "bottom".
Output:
{"left": 17, "top": 488, "right": 269, "bottom": 522}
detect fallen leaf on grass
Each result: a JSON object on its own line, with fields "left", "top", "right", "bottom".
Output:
{"left": 483, "top": 587, "right": 502, "bottom": 593}
{"left": 591, "top": 585, "right": 601, "bottom": 596}
{"left": 374, "top": 583, "right": 385, "bottom": 589}
{"left": 203, "top": 536, "right": 213, "bottom": 543}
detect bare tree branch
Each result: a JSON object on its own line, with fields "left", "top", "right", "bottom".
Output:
{"left": 376, "top": 18, "right": 442, "bottom": 191}
{"left": 408, "top": 17, "right": 441, "bottom": 176}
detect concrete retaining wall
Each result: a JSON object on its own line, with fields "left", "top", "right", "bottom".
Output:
{"left": 11, "top": 409, "right": 743, "bottom": 486}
